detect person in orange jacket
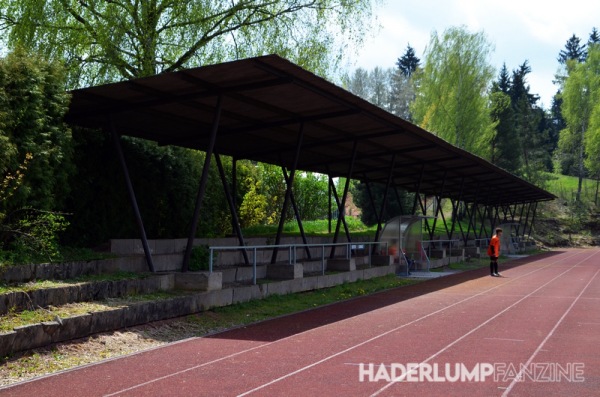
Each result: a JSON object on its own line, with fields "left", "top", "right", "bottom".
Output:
{"left": 487, "top": 228, "right": 503, "bottom": 277}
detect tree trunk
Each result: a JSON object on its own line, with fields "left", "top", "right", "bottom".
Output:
{"left": 577, "top": 125, "right": 584, "bottom": 202}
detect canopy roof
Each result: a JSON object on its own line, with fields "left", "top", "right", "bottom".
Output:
{"left": 66, "top": 54, "right": 555, "bottom": 206}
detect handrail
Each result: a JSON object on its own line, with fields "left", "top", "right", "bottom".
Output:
{"left": 208, "top": 241, "right": 387, "bottom": 284}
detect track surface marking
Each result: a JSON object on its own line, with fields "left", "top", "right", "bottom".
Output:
{"left": 2, "top": 248, "right": 599, "bottom": 397}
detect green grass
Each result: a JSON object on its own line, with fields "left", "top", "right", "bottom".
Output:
{"left": 190, "top": 274, "right": 421, "bottom": 328}
{"left": 0, "top": 275, "right": 419, "bottom": 334}
{"left": 545, "top": 172, "right": 598, "bottom": 202}
{"left": 242, "top": 218, "right": 376, "bottom": 237}
{"left": 0, "top": 271, "right": 146, "bottom": 295}
{"left": 0, "top": 291, "right": 178, "bottom": 332}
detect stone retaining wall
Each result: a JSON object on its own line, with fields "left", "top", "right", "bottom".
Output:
{"left": 0, "top": 264, "right": 395, "bottom": 357}
{"left": 0, "top": 275, "right": 173, "bottom": 315}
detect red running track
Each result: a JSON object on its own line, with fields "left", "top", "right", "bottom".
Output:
{"left": 1, "top": 248, "right": 599, "bottom": 397}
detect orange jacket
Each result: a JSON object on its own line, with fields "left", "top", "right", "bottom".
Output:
{"left": 487, "top": 235, "right": 500, "bottom": 257}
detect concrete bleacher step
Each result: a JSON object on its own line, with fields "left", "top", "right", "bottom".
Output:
{"left": 0, "top": 274, "right": 172, "bottom": 315}
{"left": 0, "top": 255, "right": 398, "bottom": 357}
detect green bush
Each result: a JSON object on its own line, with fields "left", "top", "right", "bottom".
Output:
{"left": 189, "top": 245, "right": 213, "bottom": 271}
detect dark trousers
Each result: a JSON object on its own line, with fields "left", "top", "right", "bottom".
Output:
{"left": 490, "top": 256, "right": 498, "bottom": 274}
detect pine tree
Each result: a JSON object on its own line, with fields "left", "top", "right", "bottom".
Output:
{"left": 589, "top": 27, "right": 600, "bottom": 46}
{"left": 396, "top": 44, "right": 420, "bottom": 78}
{"left": 558, "top": 34, "right": 587, "bottom": 64}
{"left": 490, "top": 64, "right": 520, "bottom": 173}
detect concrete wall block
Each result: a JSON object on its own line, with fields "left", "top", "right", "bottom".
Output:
{"left": 53, "top": 313, "right": 93, "bottom": 344}
{"left": 345, "top": 271, "right": 361, "bottom": 283}
{"left": 0, "top": 291, "right": 25, "bottom": 315}
{"left": 0, "top": 264, "right": 34, "bottom": 283}
{"left": 266, "top": 264, "right": 303, "bottom": 280}
{"left": 12, "top": 323, "right": 51, "bottom": 352}
{"left": 41, "top": 321, "right": 61, "bottom": 338}
{"left": 110, "top": 256, "right": 147, "bottom": 273}
{"left": 0, "top": 331, "right": 17, "bottom": 357}
{"left": 287, "top": 278, "right": 305, "bottom": 294}
{"left": 197, "top": 289, "right": 233, "bottom": 311}
{"left": 370, "top": 255, "right": 393, "bottom": 266}
{"left": 317, "top": 274, "right": 336, "bottom": 289}
{"left": 301, "top": 276, "right": 319, "bottom": 292}
{"left": 301, "top": 260, "right": 325, "bottom": 274}
{"left": 98, "top": 258, "right": 121, "bottom": 274}
{"left": 121, "top": 303, "right": 151, "bottom": 328}
{"left": 263, "top": 280, "right": 292, "bottom": 296}
{"left": 151, "top": 254, "right": 182, "bottom": 273}
{"left": 219, "top": 268, "right": 236, "bottom": 284}
{"left": 326, "top": 258, "right": 356, "bottom": 272}
{"left": 34, "top": 263, "right": 54, "bottom": 280}
{"left": 235, "top": 266, "right": 256, "bottom": 282}
{"left": 156, "top": 274, "right": 175, "bottom": 291}
{"left": 362, "top": 265, "right": 392, "bottom": 279}
{"left": 232, "top": 285, "right": 262, "bottom": 304}
{"left": 175, "top": 272, "right": 222, "bottom": 291}
{"left": 90, "top": 308, "right": 124, "bottom": 334}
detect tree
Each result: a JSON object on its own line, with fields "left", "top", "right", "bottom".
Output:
{"left": 560, "top": 44, "right": 600, "bottom": 201}
{"left": 396, "top": 44, "right": 420, "bottom": 78}
{"left": 0, "top": 48, "right": 73, "bottom": 213}
{"left": 346, "top": 68, "right": 370, "bottom": 100}
{"left": 0, "top": 0, "right": 376, "bottom": 88}
{"left": 579, "top": 45, "right": 600, "bottom": 185}
{"left": 509, "top": 62, "right": 551, "bottom": 183}
{"left": 589, "top": 27, "right": 600, "bottom": 46}
{"left": 490, "top": 64, "right": 520, "bottom": 172}
{"left": 410, "top": 26, "right": 496, "bottom": 156}
{"left": 558, "top": 34, "right": 587, "bottom": 65}
{"left": 0, "top": 48, "right": 72, "bottom": 258}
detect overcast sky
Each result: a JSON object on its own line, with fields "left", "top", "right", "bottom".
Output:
{"left": 351, "top": 0, "right": 600, "bottom": 109}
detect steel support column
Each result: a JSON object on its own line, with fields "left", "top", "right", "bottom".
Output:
{"left": 283, "top": 167, "right": 311, "bottom": 260}
{"left": 108, "top": 116, "right": 155, "bottom": 273}
{"left": 215, "top": 153, "right": 249, "bottom": 265}
{"left": 430, "top": 170, "right": 448, "bottom": 241}
{"left": 182, "top": 95, "right": 223, "bottom": 272}
{"left": 271, "top": 123, "right": 304, "bottom": 264}
{"left": 328, "top": 177, "right": 352, "bottom": 242}
{"left": 231, "top": 157, "right": 238, "bottom": 234}
{"left": 330, "top": 141, "right": 358, "bottom": 258}
{"left": 449, "top": 178, "right": 466, "bottom": 241}
{"left": 517, "top": 203, "right": 526, "bottom": 237}
{"left": 411, "top": 163, "right": 426, "bottom": 215}
{"left": 373, "top": 155, "right": 396, "bottom": 244}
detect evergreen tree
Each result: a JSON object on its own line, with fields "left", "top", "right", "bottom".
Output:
{"left": 509, "top": 62, "right": 550, "bottom": 184}
{"left": 589, "top": 27, "right": 600, "bottom": 46}
{"left": 558, "top": 34, "right": 587, "bottom": 64}
{"left": 490, "top": 64, "right": 520, "bottom": 173}
{"left": 396, "top": 44, "right": 420, "bottom": 78}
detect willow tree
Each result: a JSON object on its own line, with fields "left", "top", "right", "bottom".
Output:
{"left": 410, "top": 26, "right": 495, "bottom": 157}
{"left": 0, "top": 0, "right": 376, "bottom": 88}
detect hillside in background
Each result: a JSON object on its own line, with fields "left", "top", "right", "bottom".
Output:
{"left": 533, "top": 174, "right": 600, "bottom": 248}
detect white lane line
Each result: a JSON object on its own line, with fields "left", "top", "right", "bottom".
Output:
{"left": 370, "top": 250, "right": 600, "bottom": 397}
{"left": 502, "top": 268, "right": 600, "bottom": 397}
{"left": 236, "top": 251, "right": 589, "bottom": 397}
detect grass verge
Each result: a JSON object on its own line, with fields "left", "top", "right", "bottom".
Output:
{"left": 0, "top": 274, "right": 421, "bottom": 386}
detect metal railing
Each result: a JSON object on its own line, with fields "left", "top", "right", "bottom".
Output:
{"left": 208, "top": 241, "right": 387, "bottom": 285}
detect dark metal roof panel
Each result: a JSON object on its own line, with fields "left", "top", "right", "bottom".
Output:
{"left": 66, "top": 54, "right": 555, "bottom": 206}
